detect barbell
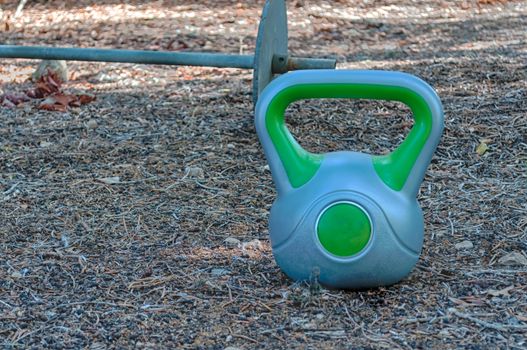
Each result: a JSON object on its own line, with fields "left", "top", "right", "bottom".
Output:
{"left": 0, "top": 0, "right": 336, "bottom": 104}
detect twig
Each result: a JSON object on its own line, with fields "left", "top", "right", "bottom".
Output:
{"left": 195, "top": 180, "right": 225, "bottom": 192}
{"left": 55, "top": 301, "right": 135, "bottom": 309}
{"left": 0, "top": 299, "right": 14, "bottom": 309}
{"left": 2, "top": 182, "right": 19, "bottom": 195}
{"left": 14, "top": 0, "right": 29, "bottom": 18}
{"left": 11, "top": 325, "right": 54, "bottom": 344}
{"left": 231, "top": 333, "right": 259, "bottom": 344}
{"left": 449, "top": 308, "right": 527, "bottom": 332}
{"left": 460, "top": 269, "right": 527, "bottom": 275}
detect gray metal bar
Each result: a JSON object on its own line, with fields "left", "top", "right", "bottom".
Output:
{"left": 0, "top": 45, "right": 336, "bottom": 72}
{"left": 0, "top": 45, "right": 255, "bottom": 69}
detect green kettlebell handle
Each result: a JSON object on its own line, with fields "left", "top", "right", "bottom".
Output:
{"left": 259, "top": 70, "right": 443, "bottom": 194}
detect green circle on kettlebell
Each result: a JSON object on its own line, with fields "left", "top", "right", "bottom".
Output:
{"left": 317, "top": 203, "right": 372, "bottom": 257}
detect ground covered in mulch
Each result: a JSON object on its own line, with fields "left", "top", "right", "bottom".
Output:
{"left": 1, "top": 0, "right": 526, "bottom": 348}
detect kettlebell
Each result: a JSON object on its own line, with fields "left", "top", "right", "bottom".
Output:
{"left": 255, "top": 70, "right": 444, "bottom": 289}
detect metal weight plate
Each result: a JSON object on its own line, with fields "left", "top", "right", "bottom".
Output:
{"left": 253, "top": 0, "right": 288, "bottom": 105}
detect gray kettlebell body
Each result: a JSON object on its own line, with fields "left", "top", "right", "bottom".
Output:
{"left": 255, "top": 70, "right": 444, "bottom": 289}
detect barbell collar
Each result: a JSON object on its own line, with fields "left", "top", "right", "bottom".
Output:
{"left": 271, "top": 54, "right": 336, "bottom": 73}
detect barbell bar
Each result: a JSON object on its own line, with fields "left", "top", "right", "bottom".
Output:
{"left": 0, "top": 0, "right": 336, "bottom": 104}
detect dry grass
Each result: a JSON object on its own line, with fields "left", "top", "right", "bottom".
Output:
{"left": 0, "top": 0, "right": 526, "bottom": 349}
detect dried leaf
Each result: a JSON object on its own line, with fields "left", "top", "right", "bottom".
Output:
{"left": 497, "top": 252, "right": 527, "bottom": 266}
{"left": 52, "top": 93, "right": 76, "bottom": 106}
{"left": 43, "top": 72, "right": 62, "bottom": 90}
{"left": 476, "top": 141, "right": 489, "bottom": 156}
{"left": 242, "top": 239, "right": 263, "bottom": 251}
{"left": 2, "top": 99, "right": 16, "bottom": 109}
{"left": 38, "top": 93, "right": 92, "bottom": 112}
{"left": 38, "top": 95, "right": 69, "bottom": 112}
{"left": 184, "top": 167, "right": 204, "bottom": 179}
{"left": 455, "top": 240, "right": 474, "bottom": 250}
{"left": 69, "top": 99, "right": 81, "bottom": 108}
{"left": 4, "top": 93, "right": 29, "bottom": 105}
{"left": 224, "top": 237, "right": 241, "bottom": 247}
{"left": 486, "top": 286, "right": 514, "bottom": 297}
{"left": 28, "top": 71, "right": 63, "bottom": 99}
{"left": 78, "top": 94, "right": 96, "bottom": 105}
{"left": 39, "top": 99, "right": 68, "bottom": 112}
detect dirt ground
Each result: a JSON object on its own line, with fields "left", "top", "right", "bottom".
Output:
{"left": 1, "top": 0, "right": 526, "bottom": 349}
